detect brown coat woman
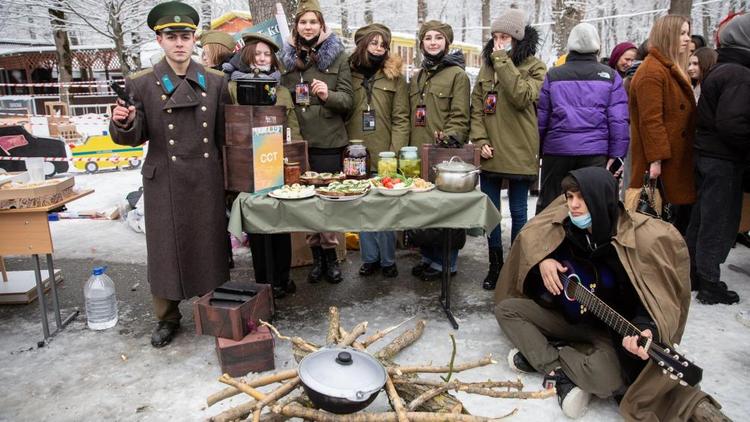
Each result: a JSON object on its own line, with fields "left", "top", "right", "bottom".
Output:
{"left": 629, "top": 16, "right": 696, "bottom": 222}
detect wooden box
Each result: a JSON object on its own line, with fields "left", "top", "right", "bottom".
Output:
{"left": 215, "top": 326, "right": 275, "bottom": 377}
{"left": 193, "top": 282, "right": 274, "bottom": 341}
{"left": 223, "top": 141, "right": 309, "bottom": 192}
{"left": 290, "top": 232, "right": 347, "bottom": 268}
{"left": 225, "top": 105, "right": 288, "bottom": 147}
{"left": 419, "top": 143, "right": 480, "bottom": 182}
{"left": 0, "top": 176, "right": 75, "bottom": 209}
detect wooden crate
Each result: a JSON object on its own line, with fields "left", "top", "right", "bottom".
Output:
{"left": 193, "top": 282, "right": 274, "bottom": 341}
{"left": 215, "top": 326, "right": 275, "bottom": 377}
{"left": 419, "top": 143, "right": 480, "bottom": 183}
{"left": 223, "top": 141, "right": 309, "bottom": 193}
{"left": 0, "top": 177, "right": 75, "bottom": 209}
{"left": 225, "top": 105, "right": 288, "bottom": 147}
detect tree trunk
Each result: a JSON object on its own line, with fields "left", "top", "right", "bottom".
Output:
{"left": 200, "top": 0, "right": 212, "bottom": 30}
{"left": 339, "top": 0, "right": 350, "bottom": 39}
{"left": 461, "top": 0, "right": 467, "bottom": 43}
{"left": 552, "top": 0, "right": 585, "bottom": 57}
{"left": 534, "top": 0, "right": 543, "bottom": 25}
{"left": 364, "top": 0, "right": 373, "bottom": 25}
{"left": 415, "top": 0, "right": 427, "bottom": 66}
{"left": 48, "top": 5, "right": 72, "bottom": 106}
{"left": 248, "top": 0, "right": 298, "bottom": 26}
{"left": 481, "top": 0, "right": 490, "bottom": 42}
{"left": 130, "top": 31, "right": 143, "bottom": 71}
{"left": 110, "top": 11, "right": 130, "bottom": 75}
{"left": 668, "top": 0, "right": 693, "bottom": 16}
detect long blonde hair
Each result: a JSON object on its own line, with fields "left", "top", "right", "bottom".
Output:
{"left": 649, "top": 15, "right": 691, "bottom": 80}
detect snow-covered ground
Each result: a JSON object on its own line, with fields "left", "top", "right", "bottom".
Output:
{"left": 1, "top": 169, "right": 749, "bottom": 421}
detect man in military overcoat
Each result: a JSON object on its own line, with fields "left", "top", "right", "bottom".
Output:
{"left": 110, "top": 1, "right": 230, "bottom": 347}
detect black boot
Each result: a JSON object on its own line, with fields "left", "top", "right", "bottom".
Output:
{"left": 307, "top": 246, "right": 325, "bottom": 283}
{"left": 482, "top": 247, "right": 503, "bottom": 290}
{"left": 324, "top": 248, "right": 343, "bottom": 283}
{"left": 151, "top": 321, "right": 180, "bottom": 348}
{"left": 697, "top": 281, "right": 740, "bottom": 305}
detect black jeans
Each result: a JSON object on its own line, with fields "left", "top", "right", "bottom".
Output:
{"left": 537, "top": 154, "right": 607, "bottom": 213}
{"left": 686, "top": 155, "right": 745, "bottom": 286}
{"left": 249, "top": 233, "right": 292, "bottom": 285}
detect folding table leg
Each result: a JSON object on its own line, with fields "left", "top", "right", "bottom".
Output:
{"left": 33, "top": 254, "right": 51, "bottom": 341}
{"left": 439, "top": 230, "right": 458, "bottom": 329}
{"left": 46, "top": 254, "right": 78, "bottom": 332}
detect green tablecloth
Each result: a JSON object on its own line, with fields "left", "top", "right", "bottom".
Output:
{"left": 228, "top": 189, "right": 502, "bottom": 235}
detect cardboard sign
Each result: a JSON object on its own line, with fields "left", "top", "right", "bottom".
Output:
{"left": 252, "top": 125, "right": 284, "bottom": 194}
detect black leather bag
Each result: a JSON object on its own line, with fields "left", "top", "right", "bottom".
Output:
{"left": 406, "top": 228, "right": 467, "bottom": 250}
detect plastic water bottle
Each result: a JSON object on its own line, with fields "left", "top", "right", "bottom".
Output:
{"left": 84, "top": 266, "right": 118, "bottom": 330}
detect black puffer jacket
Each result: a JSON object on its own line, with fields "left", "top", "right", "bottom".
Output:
{"left": 694, "top": 47, "right": 750, "bottom": 162}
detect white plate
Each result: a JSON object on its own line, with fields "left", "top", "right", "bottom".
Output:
{"left": 374, "top": 186, "right": 411, "bottom": 196}
{"left": 268, "top": 189, "right": 316, "bottom": 200}
{"left": 411, "top": 184, "right": 436, "bottom": 193}
{"left": 317, "top": 192, "right": 368, "bottom": 201}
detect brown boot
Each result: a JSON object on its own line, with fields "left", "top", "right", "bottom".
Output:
{"left": 691, "top": 398, "right": 731, "bottom": 422}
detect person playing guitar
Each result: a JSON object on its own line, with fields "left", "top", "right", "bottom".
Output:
{"left": 494, "top": 167, "right": 727, "bottom": 420}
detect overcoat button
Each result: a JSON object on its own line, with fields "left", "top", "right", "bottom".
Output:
{"left": 167, "top": 109, "right": 172, "bottom": 113}
{"left": 203, "top": 138, "right": 209, "bottom": 143}
{"left": 202, "top": 122, "right": 208, "bottom": 128}
{"left": 169, "top": 139, "right": 175, "bottom": 145}
{"left": 168, "top": 124, "right": 174, "bottom": 130}
{"left": 201, "top": 106, "right": 207, "bottom": 111}
{"left": 156, "top": 81, "right": 161, "bottom": 86}
{"left": 161, "top": 94, "right": 167, "bottom": 100}
{"left": 171, "top": 156, "right": 177, "bottom": 161}
{"left": 204, "top": 152, "right": 209, "bottom": 158}
{"left": 201, "top": 92, "right": 207, "bottom": 97}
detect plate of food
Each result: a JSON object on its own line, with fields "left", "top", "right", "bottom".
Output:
{"left": 300, "top": 171, "right": 346, "bottom": 185}
{"left": 410, "top": 177, "right": 436, "bottom": 193}
{"left": 316, "top": 179, "right": 370, "bottom": 200}
{"left": 369, "top": 176, "right": 413, "bottom": 196}
{"left": 268, "top": 184, "right": 316, "bottom": 200}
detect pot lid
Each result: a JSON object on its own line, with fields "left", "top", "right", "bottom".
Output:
{"left": 435, "top": 156, "right": 477, "bottom": 172}
{"left": 298, "top": 348, "right": 387, "bottom": 401}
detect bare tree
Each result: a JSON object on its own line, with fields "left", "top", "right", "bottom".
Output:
{"left": 668, "top": 0, "right": 693, "bottom": 16}
{"left": 481, "top": 0, "right": 490, "bottom": 41}
{"left": 201, "top": 0, "right": 212, "bottom": 30}
{"left": 364, "top": 0, "right": 373, "bottom": 25}
{"left": 248, "top": 0, "right": 298, "bottom": 26}
{"left": 48, "top": 2, "right": 72, "bottom": 104}
{"left": 415, "top": 0, "right": 427, "bottom": 66}
{"left": 552, "top": 0, "right": 585, "bottom": 56}
{"left": 339, "top": 0, "right": 350, "bottom": 39}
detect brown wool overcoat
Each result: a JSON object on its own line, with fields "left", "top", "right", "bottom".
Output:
{"left": 110, "top": 59, "right": 230, "bottom": 300}
{"left": 495, "top": 197, "right": 716, "bottom": 421}
{"left": 628, "top": 48, "right": 696, "bottom": 205}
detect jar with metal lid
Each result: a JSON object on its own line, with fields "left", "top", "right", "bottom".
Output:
{"left": 343, "top": 140, "right": 369, "bottom": 179}
{"left": 284, "top": 161, "right": 301, "bottom": 185}
{"left": 377, "top": 151, "right": 397, "bottom": 177}
{"left": 398, "top": 146, "right": 421, "bottom": 178}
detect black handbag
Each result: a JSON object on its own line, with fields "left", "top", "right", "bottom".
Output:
{"left": 636, "top": 172, "right": 675, "bottom": 223}
{"left": 406, "top": 228, "right": 467, "bottom": 250}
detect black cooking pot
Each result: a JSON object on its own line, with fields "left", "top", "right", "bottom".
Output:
{"left": 236, "top": 79, "right": 277, "bottom": 105}
{"left": 298, "top": 348, "right": 386, "bottom": 414}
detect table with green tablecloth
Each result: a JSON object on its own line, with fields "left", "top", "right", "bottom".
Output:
{"left": 229, "top": 189, "right": 502, "bottom": 328}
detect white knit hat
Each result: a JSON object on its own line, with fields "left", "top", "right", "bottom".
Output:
{"left": 491, "top": 8, "right": 526, "bottom": 40}
{"left": 567, "top": 23, "right": 600, "bottom": 54}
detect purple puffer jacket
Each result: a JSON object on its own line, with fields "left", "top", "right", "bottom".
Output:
{"left": 537, "top": 53, "right": 630, "bottom": 157}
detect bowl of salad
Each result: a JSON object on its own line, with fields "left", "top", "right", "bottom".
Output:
{"left": 370, "top": 176, "right": 413, "bottom": 196}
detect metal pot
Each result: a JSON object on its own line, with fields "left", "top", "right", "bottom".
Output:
{"left": 297, "top": 348, "right": 386, "bottom": 414}
{"left": 433, "top": 156, "right": 480, "bottom": 193}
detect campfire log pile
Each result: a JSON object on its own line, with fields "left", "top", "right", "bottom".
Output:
{"left": 207, "top": 307, "right": 554, "bottom": 421}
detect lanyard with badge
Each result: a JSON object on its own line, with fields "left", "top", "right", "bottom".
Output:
{"left": 484, "top": 74, "right": 498, "bottom": 115}
{"left": 295, "top": 72, "right": 310, "bottom": 110}
{"left": 361, "top": 76, "right": 376, "bottom": 132}
{"left": 415, "top": 69, "right": 437, "bottom": 127}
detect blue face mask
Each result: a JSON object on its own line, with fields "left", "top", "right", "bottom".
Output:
{"left": 569, "top": 212, "right": 592, "bottom": 229}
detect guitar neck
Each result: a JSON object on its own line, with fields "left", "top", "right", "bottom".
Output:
{"left": 568, "top": 277, "right": 641, "bottom": 338}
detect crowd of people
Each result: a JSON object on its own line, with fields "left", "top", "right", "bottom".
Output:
{"left": 109, "top": 0, "right": 747, "bottom": 419}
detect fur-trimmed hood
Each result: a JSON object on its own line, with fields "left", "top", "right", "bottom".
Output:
{"left": 280, "top": 31, "right": 345, "bottom": 72}
{"left": 351, "top": 55, "right": 403, "bottom": 80}
{"left": 483, "top": 25, "right": 539, "bottom": 67}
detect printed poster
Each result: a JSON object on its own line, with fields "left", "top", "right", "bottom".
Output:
{"left": 252, "top": 125, "right": 284, "bottom": 194}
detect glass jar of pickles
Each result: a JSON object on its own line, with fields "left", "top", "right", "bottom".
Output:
{"left": 399, "top": 146, "right": 421, "bottom": 178}
{"left": 377, "top": 151, "right": 398, "bottom": 176}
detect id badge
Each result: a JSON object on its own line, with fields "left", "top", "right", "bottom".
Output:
{"left": 295, "top": 82, "right": 310, "bottom": 106}
{"left": 415, "top": 105, "right": 427, "bottom": 127}
{"left": 362, "top": 109, "right": 376, "bottom": 132}
{"left": 484, "top": 91, "right": 498, "bottom": 114}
